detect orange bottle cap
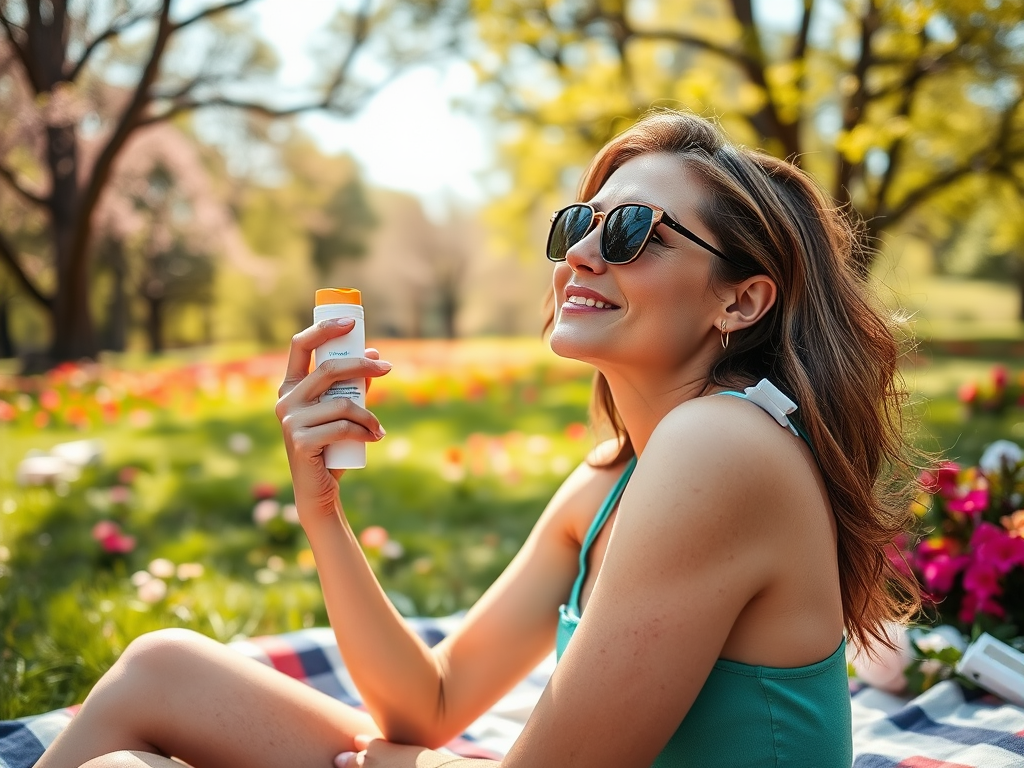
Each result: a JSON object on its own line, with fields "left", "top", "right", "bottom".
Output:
{"left": 315, "top": 288, "right": 362, "bottom": 306}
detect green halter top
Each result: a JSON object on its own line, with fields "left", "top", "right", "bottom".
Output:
{"left": 555, "top": 383, "right": 853, "bottom": 767}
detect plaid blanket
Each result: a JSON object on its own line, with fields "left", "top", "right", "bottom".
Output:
{"left": 3, "top": 619, "right": 1024, "bottom": 768}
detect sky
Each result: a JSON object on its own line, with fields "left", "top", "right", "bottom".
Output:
{"left": 255, "top": 0, "right": 490, "bottom": 219}
{"left": 254, "top": 0, "right": 806, "bottom": 217}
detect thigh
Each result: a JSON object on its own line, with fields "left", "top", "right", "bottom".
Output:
{"left": 50, "top": 629, "right": 384, "bottom": 768}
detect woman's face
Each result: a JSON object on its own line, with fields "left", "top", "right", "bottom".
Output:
{"left": 548, "top": 152, "right": 726, "bottom": 377}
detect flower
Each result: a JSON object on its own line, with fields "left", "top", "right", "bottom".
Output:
{"left": 92, "top": 520, "right": 136, "bottom": 554}
{"left": 1001, "top": 510, "right": 1024, "bottom": 538}
{"left": 902, "top": 436, "right": 1024, "bottom": 642}
{"left": 919, "top": 462, "right": 960, "bottom": 497}
{"left": 359, "top": 525, "right": 389, "bottom": 549}
{"left": 979, "top": 440, "right": 1024, "bottom": 475}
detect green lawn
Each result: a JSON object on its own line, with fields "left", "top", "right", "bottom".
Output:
{"left": 1, "top": 328, "right": 1022, "bottom": 717}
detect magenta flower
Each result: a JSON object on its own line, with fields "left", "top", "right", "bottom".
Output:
{"left": 959, "top": 590, "right": 1007, "bottom": 623}
{"left": 919, "top": 461, "right": 960, "bottom": 497}
{"left": 91, "top": 520, "right": 136, "bottom": 554}
{"left": 920, "top": 554, "right": 971, "bottom": 595}
{"left": 962, "top": 558, "right": 1002, "bottom": 600}
{"left": 946, "top": 488, "right": 988, "bottom": 517}
{"left": 972, "top": 523, "right": 1024, "bottom": 575}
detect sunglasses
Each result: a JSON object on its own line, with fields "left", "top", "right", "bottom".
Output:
{"left": 546, "top": 202, "right": 736, "bottom": 266}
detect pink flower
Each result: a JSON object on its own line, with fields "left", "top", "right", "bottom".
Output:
{"left": 0, "top": 400, "right": 15, "bottom": 422}
{"left": 91, "top": 520, "right": 136, "bottom": 554}
{"left": 920, "top": 554, "right": 971, "bottom": 595}
{"left": 959, "top": 590, "right": 1006, "bottom": 623}
{"left": 919, "top": 462, "right": 960, "bottom": 497}
{"left": 993, "top": 365, "right": 1008, "bottom": 390}
{"left": 359, "top": 525, "right": 389, "bottom": 549}
{"left": 972, "top": 523, "right": 1024, "bottom": 575}
{"left": 946, "top": 488, "right": 988, "bottom": 517}
{"left": 962, "top": 558, "right": 1002, "bottom": 600}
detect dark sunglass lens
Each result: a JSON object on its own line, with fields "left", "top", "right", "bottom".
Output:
{"left": 549, "top": 206, "right": 593, "bottom": 261}
{"left": 604, "top": 205, "right": 653, "bottom": 264}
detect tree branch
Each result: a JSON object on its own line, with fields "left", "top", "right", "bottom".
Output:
{"left": 73, "top": 0, "right": 174, "bottom": 275}
{"left": 173, "top": 0, "right": 255, "bottom": 33}
{"left": 0, "top": 161, "right": 48, "bottom": 207}
{"left": 67, "top": 4, "right": 161, "bottom": 81}
{"left": 0, "top": 229, "right": 50, "bottom": 307}
{"left": 626, "top": 29, "right": 749, "bottom": 69}
{"left": 324, "top": 0, "right": 373, "bottom": 99}
{"left": 0, "top": 6, "right": 34, "bottom": 80}
{"left": 832, "top": 0, "right": 879, "bottom": 205}
{"left": 791, "top": 0, "right": 814, "bottom": 63}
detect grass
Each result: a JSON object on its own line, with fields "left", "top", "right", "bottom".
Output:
{"left": 1, "top": 324, "right": 1022, "bottom": 718}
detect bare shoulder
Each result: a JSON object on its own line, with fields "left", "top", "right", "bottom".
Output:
{"left": 633, "top": 393, "right": 825, "bottom": 535}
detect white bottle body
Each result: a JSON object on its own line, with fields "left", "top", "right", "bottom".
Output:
{"left": 313, "top": 303, "right": 366, "bottom": 469}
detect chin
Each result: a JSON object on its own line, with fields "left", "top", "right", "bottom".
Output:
{"left": 548, "top": 326, "right": 604, "bottom": 365}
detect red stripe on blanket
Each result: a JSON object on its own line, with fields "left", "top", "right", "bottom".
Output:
{"left": 248, "top": 636, "right": 306, "bottom": 681}
{"left": 898, "top": 757, "right": 975, "bottom": 768}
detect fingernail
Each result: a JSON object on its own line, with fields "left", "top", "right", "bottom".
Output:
{"left": 375, "top": 426, "right": 387, "bottom": 438}
{"left": 377, "top": 360, "right": 392, "bottom": 371}
{"left": 334, "top": 752, "right": 355, "bottom": 768}
{"left": 332, "top": 318, "right": 356, "bottom": 327}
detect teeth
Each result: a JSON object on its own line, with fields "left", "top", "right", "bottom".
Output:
{"left": 568, "top": 295, "right": 611, "bottom": 308}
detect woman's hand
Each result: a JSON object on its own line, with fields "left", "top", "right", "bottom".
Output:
{"left": 276, "top": 317, "right": 392, "bottom": 513}
{"left": 334, "top": 735, "right": 490, "bottom": 768}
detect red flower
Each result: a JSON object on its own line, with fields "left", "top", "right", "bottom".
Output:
{"left": 251, "top": 481, "right": 277, "bottom": 500}
{"left": 993, "top": 365, "right": 1009, "bottom": 390}
{"left": 0, "top": 400, "right": 15, "bottom": 422}
{"left": 957, "top": 381, "right": 978, "bottom": 404}
{"left": 565, "top": 423, "right": 588, "bottom": 441}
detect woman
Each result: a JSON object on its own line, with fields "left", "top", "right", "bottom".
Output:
{"left": 37, "top": 110, "right": 919, "bottom": 768}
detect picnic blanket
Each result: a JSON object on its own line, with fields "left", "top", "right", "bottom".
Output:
{"left": 3, "top": 618, "right": 1024, "bottom": 767}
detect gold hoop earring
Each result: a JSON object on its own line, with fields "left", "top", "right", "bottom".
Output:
{"left": 720, "top": 320, "right": 730, "bottom": 350}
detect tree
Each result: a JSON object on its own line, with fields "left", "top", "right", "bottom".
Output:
{"left": 467, "top": 0, "right": 1024, "bottom": 272}
{"left": 0, "top": 0, "right": 459, "bottom": 367}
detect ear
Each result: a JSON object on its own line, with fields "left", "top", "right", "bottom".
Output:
{"left": 718, "top": 274, "right": 777, "bottom": 333}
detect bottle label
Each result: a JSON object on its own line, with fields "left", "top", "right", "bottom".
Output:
{"left": 323, "top": 382, "right": 361, "bottom": 400}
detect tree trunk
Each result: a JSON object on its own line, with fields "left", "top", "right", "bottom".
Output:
{"left": 0, "top": 295, "right": 13, "bottom": 359}
{"left": 146, "top": 295, "right": 165, "bottom": 354}
{"left": 47, "top": 123, "right": 98, "bottom": 362}
{"left": 100, "top": 240, "right": 129, "bottom": 352}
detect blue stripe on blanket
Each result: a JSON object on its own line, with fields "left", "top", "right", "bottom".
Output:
{"left": 889, "top": 705, "right": 1024, "bottom": 755}
{"left": 0, "top": 722, "right": 45, "bottom": 768}
{"left": 851, "top": 755, "right": 899, "bottom": 768}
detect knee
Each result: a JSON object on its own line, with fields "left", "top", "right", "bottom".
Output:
{"left": 115, "top": 628, "right": 215, "bottom": 680}
{"left": 79, "top": 750, "right": 173, "bottom": 768}
{"left": 91, "top": 628, "right": 214, "bottom": 702}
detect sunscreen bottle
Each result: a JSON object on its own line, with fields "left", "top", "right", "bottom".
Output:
{"left": 313, "top": 288, "right": 366, "bottom": 469}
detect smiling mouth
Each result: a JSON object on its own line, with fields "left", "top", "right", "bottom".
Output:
{"left": 565, "top": 295, "right": 619, "bottom": 309}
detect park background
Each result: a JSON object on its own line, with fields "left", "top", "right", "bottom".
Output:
{"left": 1, "top": 0, "right": 1023, "bottom": 716}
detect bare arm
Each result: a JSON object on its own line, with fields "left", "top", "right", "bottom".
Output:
{"left": 277, "top": 320, "right": 607, "bottom": 747}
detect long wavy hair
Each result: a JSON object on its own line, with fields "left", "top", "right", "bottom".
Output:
{"left": 542, "top": 110, "right": 921, "bottom": 651}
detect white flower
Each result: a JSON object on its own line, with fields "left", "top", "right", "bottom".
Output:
{"left": 148, "top": 558, "right": 176, "bottom": 578}
{"left": 137, "top": 577, "right": 167, "bottom": 604}
{"left": 979, "top": 440, "right": 1023, "bottom": 474}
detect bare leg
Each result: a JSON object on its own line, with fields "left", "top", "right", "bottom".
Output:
{"left": 37, "top": 629, "right": 384, "bottom": 768}
{"left": 79, "top": 752, "right": 186, "bottom": 768}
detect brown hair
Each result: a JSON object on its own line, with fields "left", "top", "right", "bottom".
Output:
{"left": 542, "top": 109, "right": 921, "bottom": 651}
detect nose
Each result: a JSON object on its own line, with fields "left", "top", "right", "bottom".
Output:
{"left": 564, "top": 211, "right": 607, "bottom": 274}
